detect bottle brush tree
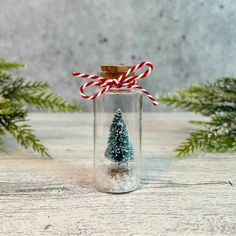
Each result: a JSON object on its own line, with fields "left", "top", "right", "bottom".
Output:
{"left": 159, "top": 78, "right": 236, "bottom": 157}
{"left": 105, "top": 108, "right": 134, "bottom": 163}
{"left": 0, "top": 59, "right": 79, "bottom": 158}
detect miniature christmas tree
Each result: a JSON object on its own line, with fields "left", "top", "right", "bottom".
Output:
{"left": 105, "top": 108, "right": 134, "bottom": 163}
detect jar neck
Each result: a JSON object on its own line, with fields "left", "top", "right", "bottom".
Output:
{"left": 107, "top": 87, "right": 141, "bottom": 94}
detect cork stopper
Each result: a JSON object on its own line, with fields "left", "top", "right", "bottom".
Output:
{"left": 101, "top": 65, "right": 132, "bottom": 73}
{"left": 100, "top": 64, "right": 134, "bottom": 79}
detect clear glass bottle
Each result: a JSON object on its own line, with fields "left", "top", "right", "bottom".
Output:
{"left": 93, "top": 65, "right": 142, "bottom": 193}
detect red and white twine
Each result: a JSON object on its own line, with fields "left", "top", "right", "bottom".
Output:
{"left": 72, "top": 61, "right": 158, "bottom": 106}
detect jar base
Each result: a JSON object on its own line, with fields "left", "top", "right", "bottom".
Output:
{"left": 94, "top": 163, "right": 140, "bottom": 193}
{"left": 95, "top": 184, "right": 139, "bottom": 194}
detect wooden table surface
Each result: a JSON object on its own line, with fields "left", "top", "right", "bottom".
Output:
{"left": 0, "top": 113, "right": 235, "bottom": 236}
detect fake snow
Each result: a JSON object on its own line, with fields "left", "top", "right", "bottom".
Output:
{"left": 94, "top": 162, "right": 139, "bottom": 193}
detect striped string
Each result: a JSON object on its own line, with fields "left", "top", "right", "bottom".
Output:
{"left": 72, "top": 61, "right": 158, "bottom": 106}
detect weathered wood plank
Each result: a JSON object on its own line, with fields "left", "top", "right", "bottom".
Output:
{"left": 0, "top": 113, "right": 235, "bottom": 236}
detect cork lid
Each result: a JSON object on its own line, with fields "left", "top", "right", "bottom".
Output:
{"left": 100, "top": 64, "right": 134, "bottom": 78}
{"left": 101, "top": 65, "right": 132, "bottom": 73}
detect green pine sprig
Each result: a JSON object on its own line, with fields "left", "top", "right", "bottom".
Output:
{"left": 0, "top": 59, "right": 24, "bottom": 71}
{"left": 159, "top": 78, "right": 236, "bottom": 157}
{"left": 0, "top": 59, "right": 80, "bottom": 158}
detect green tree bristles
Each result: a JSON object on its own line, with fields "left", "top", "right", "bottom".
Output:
{"left": 105, "top": 108, "right": 134, "bottom": 163}
{"left": 159, "top": 78, "right": 236, "bottom": 157}
{"left": 0, "top": 59, "right": 80, "bottom": 158}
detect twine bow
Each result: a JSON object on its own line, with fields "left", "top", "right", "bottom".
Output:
{"left": 72, "top": 61, "right": 158, "bottom": 106}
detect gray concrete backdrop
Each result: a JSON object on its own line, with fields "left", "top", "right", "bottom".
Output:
{"left": 1, "top": 0, "right": 236, "bottom": 111}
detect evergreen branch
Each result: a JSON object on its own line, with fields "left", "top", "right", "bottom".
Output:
{"left": 214, "top": 78, "right": 236, "bottom": 94}
{"left": 14, "top": 91, "right": 79, "bottom": 111}
{"left": 175, "top": 130, "right": 210, "bottom": 157}
{"left": 0, "top": 59, "right": 24, "bottom": 71}
{"left": 0, "top": 74, "right": 79, "bottom": 112}
{"left": 211, "top": 112, "right": 236, "bottom": 125}
{"left": 17, "top": 80, "right": 50, "bottom": 91}
{"left": 3, "top": 121, "right": 51, "bottom": 158}
{"left": 175, "top": 130, "right": 236, "bottom": 158}
{"left": 0, "top": 102, "right": 50, "bottom": 158}
{"left": 0, "top": 74, "right": 50, "bottom": 97}
{"left": 159, "top": 89, "right": 235, "bottom": 116}
{"left": 0, "top": 58, "right": 80, "bottom": 158}
{"left": 0, "top": 96, "right": 12, "bottom": 115}
{"left": 160, "top": 77, "right": 236, "bottom": 157}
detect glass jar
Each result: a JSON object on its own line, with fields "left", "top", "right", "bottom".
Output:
{"left": 93, "top": 65, "right": 142, "bottom": 193}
